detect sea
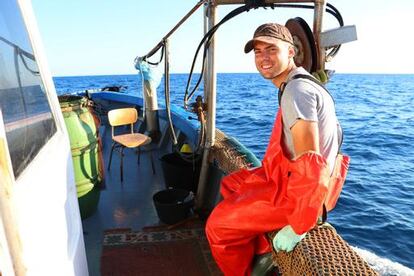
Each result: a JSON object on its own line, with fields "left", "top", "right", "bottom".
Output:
{"left": 54, "top": 73, "right": 414, "bottom": 275}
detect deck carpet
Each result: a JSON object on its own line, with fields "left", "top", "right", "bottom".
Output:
{"left": 101, "top": 226, "right": 223, "bottom": 276}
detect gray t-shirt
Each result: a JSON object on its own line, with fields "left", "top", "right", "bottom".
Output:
{"left": 280, "top": 67, "right": 341, "bottom": 173}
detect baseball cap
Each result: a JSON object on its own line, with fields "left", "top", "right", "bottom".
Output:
{"left": 244, "top": 23, "right": 294, "bottom": 53}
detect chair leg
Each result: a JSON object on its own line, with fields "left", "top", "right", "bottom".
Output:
{"left": 120, "top": 146, "right": 125, "bottom": 183}
{"left": 107, "top": 142, "right": 116, "bottom": 171}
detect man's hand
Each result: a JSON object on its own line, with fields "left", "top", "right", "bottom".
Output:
{"left": 272, "top": 225, "right": 306, "bottom": 252}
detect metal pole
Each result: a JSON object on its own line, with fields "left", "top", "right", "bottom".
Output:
{"left": 207, "top": 3, "right": 217, "bottom": 149}
{"left": 313, "top": 0, "right": 326, "bottom": 71}
{"left": 195, "top": 1, "right": 217, "bottom": 210}
{"left": 203, "top": 3, "right": 209, "bottom": 100}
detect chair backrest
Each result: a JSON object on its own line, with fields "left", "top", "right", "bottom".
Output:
{"left": 108, "top": 108, "right": 138, "bottom": 127}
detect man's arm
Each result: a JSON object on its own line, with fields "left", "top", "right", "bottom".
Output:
{"left": 273, "top": 119, "right": 322, "bottom": 252}
{"left": 291, "top": 119, "right": 319, "bottom": 155}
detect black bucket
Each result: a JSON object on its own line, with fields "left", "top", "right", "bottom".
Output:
{"left": 153, "top": 188, "right": 194, "bottom": 225}
{"left": 160, "top": 152, "right": 201, "bottom": 193}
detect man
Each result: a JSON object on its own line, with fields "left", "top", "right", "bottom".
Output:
{"left": 205, "top": 23, "right": 349, "bottom": 276}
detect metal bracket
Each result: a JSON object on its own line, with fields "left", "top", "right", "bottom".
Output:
{"left": 320, "top": 25, "right": 357, "bottom": 48}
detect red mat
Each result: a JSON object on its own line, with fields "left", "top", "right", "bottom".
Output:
{"left": 101, "top": 227, "right": 222, "bottom": 276}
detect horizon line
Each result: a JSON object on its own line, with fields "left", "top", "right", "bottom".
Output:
{"left": 52, "top": 72, "right": 414, "bottom": 78}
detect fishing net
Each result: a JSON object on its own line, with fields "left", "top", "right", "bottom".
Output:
{"left": 209, "top": 129, "right": 252, "bottom": 174}
{"left": 269, "top": 225, "right": 378, "bottom": 275}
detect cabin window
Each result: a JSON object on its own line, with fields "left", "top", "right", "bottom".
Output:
{"left": 0, "top": 1, "right": 57, "bottom": 178}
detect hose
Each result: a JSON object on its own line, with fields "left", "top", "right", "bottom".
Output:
{"left": 184, "top": 4, "right": 261, "bottom": 106}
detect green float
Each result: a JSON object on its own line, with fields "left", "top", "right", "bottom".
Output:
{"left": 58, "top": 95, "right": 103, "bottom": 219}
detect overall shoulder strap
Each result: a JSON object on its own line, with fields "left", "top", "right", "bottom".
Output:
{"left": 290, "top": 74, "right": 335, "bottom": 103}
{"left": 278, "top": 73, "right": 333, "bottom": 106}
{"left": 277, "top": 82, "right": 288, "bottom": 106}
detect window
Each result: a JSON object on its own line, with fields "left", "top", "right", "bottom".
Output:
{"left": 0, "top": 1, "right": 57, "bottom": 178}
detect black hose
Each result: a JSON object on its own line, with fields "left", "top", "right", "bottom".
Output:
{"left": 327, "top": 3, "right": 344, "bottom": 26}
{"left": 184, "top": 4, "right": 265, "bottom": 106}
{"left": 143, "top": 44, "right": 165, "bottom": 66}
{"left": 147, "top": 44, "right": 165, "bottom": 65}
{"left": 325, "top": 3, "right": 344, "bottom": 59}
{"left": 270, "top": 4, "right": 343, "bottom": 27}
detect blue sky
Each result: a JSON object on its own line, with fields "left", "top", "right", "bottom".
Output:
{"left": 32, "top": 0, "right": 414, "bottom": 76}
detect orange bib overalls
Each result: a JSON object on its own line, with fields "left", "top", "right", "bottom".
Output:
{"left": 206, "top": 107, "right": 350, "bottom": 276}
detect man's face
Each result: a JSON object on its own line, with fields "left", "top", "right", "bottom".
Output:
{"left": 253, "top": 40, "right": 292, "bottom": 80}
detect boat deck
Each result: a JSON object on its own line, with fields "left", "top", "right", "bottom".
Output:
{"left": 82, "top": 124, "right": 169, "bottom": 275}
{"left": 76, "top": 103, "right": 377, "bottom": 276}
